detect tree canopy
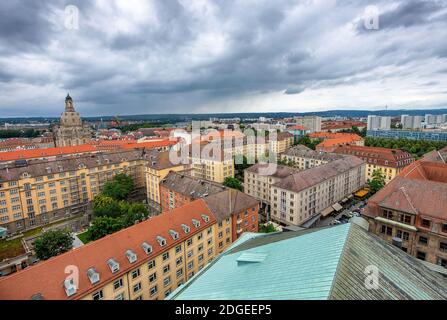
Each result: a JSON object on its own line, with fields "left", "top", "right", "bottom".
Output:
{"left": 102, "top": 173, "right": 134, "bottom": 200}
{"left": 369, "top": 169, "right": 386, "bottom": 194}
{"left": 223, "top": 177, "right": 243, "bottom": 191}
{"left": 33, "top": 229, "right": 73, "bottom": 261}
{"left": 365, "top": 137, "right": 447, "bottom": 158}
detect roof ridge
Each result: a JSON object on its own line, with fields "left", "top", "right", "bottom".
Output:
{"left": 398, "top": 186, "right": 418, "bottom": 215}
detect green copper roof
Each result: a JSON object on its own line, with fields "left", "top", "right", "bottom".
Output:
{"left": 170, "top": 223, "right": 447, "bottom": 300}
{"left": 172, "top": 224, "right": 351, "bottom": 300}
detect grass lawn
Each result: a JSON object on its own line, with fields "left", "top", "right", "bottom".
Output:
{"left": 0, "top": 216, "right": 83, "bottom": 261}
{"left": 76, "top": 231, "right": 90, "bottom": 245}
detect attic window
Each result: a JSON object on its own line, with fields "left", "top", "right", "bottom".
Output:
{"left": 78, "top": 163, "right": 86, "bottom": 169}
{"left": 181, "top": 224, "right": 190, "bottom": 234}
{"left": 141, "top": 242, "right": 152, "bottom": 255}
{"left": 236, "top": 252, "right": 268, "bottom": 265}
{"left": 107, "top": 258, "right": 120, "bottom": 273}
{"left": 192, "top": 219, "right": 200, "bottom": 228}
{"left": 46, "top": 167, "right": 52, "bottom": 174}
{"left": 201, "top": 214, "right": 209, "bottom": 223}
{"left": 156, "top": 236, "right": 167, "bottom": 247}
{"left": 87, "top": 267, "right": 100, "bottom": 284}
{"left": 22, "top": 172, "right": 30, "bottom": 178}
{"left": 125, "top": 250, "right": 138, "bottom": 263}
{"left": 169, "top": 229, "right": 179, "bottom": 240}
{"left": 63, "top": 278, "right": 77, "bottom": 297}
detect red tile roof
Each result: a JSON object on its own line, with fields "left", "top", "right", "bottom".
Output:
{"left": 0, "top": 199, "right": 216, "bottom": 300}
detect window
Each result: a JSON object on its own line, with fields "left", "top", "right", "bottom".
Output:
{"left": 443, "top": 224, "right": 447, "bottom": 233}
{"left": 187, "top": 250, "right": 193, "bottom": 258}
{"left": 176, "top": 257, "right": 182, "bottom": 266}
{"left": 396, "top": 230, "right": 409, "bottom": 241}
{"left": 162, "top": 252, "right": 169, "bottom": 261}
{"left": 150, "top": 285, "right": 158, "bottom": 297}
{"left": 417, "top": 251, "right": 426, "bottom": 261}
{"left": 133, "top": 282, "right": 142, "bottom": 293}
{"left": 437, "top": 257, "right": 447, "bottom": 268}
{"left": 163, "top": 264, "right": 170, "bottom": 274}
{"left": 380, "top": 225, "right": 392, "bottom": 236}
{"left": 113, "top": 279, "right": 123, "bottom": 290}
{"left": 175, "top": 245, "right": 182, "bottom": 254}
{"left": 92, "top": 290, "right": 104, "bottom": 300}
{"left": 163, "top": 276, "right": 171, "bottom": 287}
{"left": 148, "top": 260, "right": 156, "bottom": 270}
{"left": 176, "top": 268, "right": 183, "bottom": 278}
{"left": 187, "top": 261, "right": 194, "bottom": 270}
{"left": 187, "top": 238, "right": 193, "bottom": 247}
{"left": 440, "top": 242, "right": 447, "bottom": 252}
{"left": 149, "top": 272, "right": 157, "bottom": 283}
{"left": 421, "top": 219, "right": 431, "bottom": 228}
{"left": 131, "top": 269, "right": 140, "bottom": 279}
{"left": 115, "top": 293, "right": 125, "bottom": 300}
{"left": 419, "top": 236, "right": 428, "bottom": 245}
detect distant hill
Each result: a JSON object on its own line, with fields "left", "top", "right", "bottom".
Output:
{"left": 1, "top": 108, "right": 447, "bottom": 124}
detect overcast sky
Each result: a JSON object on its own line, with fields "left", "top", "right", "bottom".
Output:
{"left": 1, "top": 0, "right": 447, "bottom": 117}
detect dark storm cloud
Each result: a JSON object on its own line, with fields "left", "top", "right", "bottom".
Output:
{"left": 0, "top": 0, "right": 447, "bottom": 116}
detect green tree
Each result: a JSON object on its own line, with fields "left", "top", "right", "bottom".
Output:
{"left": 34, "top": 229, "right": 73, "bottom": 261}
{"left": 102, "top": 174, "right": 134, "bottom": 200}
{"left": 369, "top": 169, "right": 386, "bottom": 194}
{"left": 223, "top": 177, "right": 243, "bottom": 191}
{"left": 87, "top": 216, "right": 124, "bottom": 241}
{"left": 93, "top": 194, "right": 123, "bottom": 218}
{"left": 260, "top": 223, "right": 277, "bottom": 233}
{"left": 120, "top": 202, "right": 149, "bottom": 227}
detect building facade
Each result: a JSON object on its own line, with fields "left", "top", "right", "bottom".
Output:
{"left": 367, "top": 129, "right": 447, "bottom": 142}
{"left": 280, "top": 145, "right": 345, "bottom": 170}
{"left": 0, "top": 199, "right": 227, "bottom": 300}
{"left": 367, "top": 116, "right": 391, "bottom": 131}
{"left": 53, "top": 95, "right": 92, "bottom": 147}
{"left": 270, "top": 156, "right": 365, "bottom": 226}
{"left": 332, "top": 145, "right": 414, "bottom": 184}
{"left": 363, "top": 154, "right": 447, "bottom": 268}
{"left": 293, "top": 116, "right": 322, "bottom": 133}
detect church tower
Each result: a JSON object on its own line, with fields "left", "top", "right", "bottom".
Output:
{"left": 54, "top": 94, "right": 92, "bottom": 147}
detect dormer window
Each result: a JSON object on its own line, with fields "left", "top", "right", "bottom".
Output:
{"left": 141, "top": 242, "right": 152, "bottom": 255}
{"left": 169, "top": 230, "right": 179, "bottom": 240}
{"left": 181, "top": 224, "right": 190, "bottom": 234}
{"left": 125, "top": 250, "right": 137, "bottom": 263}
{"left": 192, "top": 219, "right": 200, "bottom": 228}
{"left": 201, "top": 214, "right": 209, "bottom": 223}
{"left": 78, "top": 163, "right": 86, "bottom": 169}
{"left": 107, "top": 258, "right": 120, "bottom": 273}
{"left": 87, "top": 268, "right": 100, "bottom": 284}
{"left": 63, "top": 278, "right": 77, "bottom": 297}
{"left": 156, "top": 236, "right": 167, "bottom": 247}
{"left": 22, "top": 172, "right": 30, "bottom": 179}
{"left": 46, "top": 167, "right": 52, "bottom": 174}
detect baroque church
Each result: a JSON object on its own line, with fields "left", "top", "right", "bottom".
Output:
{"left": 53, "top": 94, "right": 92, "bottom": 147}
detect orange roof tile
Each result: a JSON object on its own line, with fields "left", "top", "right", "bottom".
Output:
{"left": 0, "top": 145, "right": 98, "bottom": 162}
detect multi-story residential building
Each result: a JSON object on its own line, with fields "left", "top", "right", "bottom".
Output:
{"left": 267, "top": 132, "right": 294, "bottom": 155}
{"left": 0, "top": 199, "right": 224, "bottom": 300}
{"left": 332, "top": 145, "right": 414, "bottom": 184}
{"left": 286, "top": 125, "right": 310, "bottom": 141}
{"left": 170, "top": 222, "right": 447, "bottom": 300}
{"left": 270, "top": 156, "right": 365, "bottom": 227}
{"left": 250, "top": 123, "right": 286, "bottom": 131}
{"left": 0, "top": 149, "right": 150, "bottom": 235}
{"left": 363, "top": 150, "right": 447, "bottom": 268}
{"left": 144, "top": 152, "right": 186, "bottom": 212}
{"left": 244, "top": 163, "right": 299, "bottom": 221}
{"left": 189, "top": 143, "right": 234, "bottom": 183}
{"left": 425, "top": 114, "right": 447, "bottom": 125}
{"left": 367, "top": 116, "right": 391, "bottom": 131}
{"left": 401, "top": 115, "right": 424, "bottom": 129}
{"left": 293, "top": 116, "right": 322, "bottom": 133}
{"left": 367, "top": 129, "right": 447, "bottom": 142}
{"left": 159, "top": 171, "right": 226, "bottom": 212}
{"left": 53, "top": 94, "right": 92, "bottom": 147}
{"left": 280, "top": 145, "right": 345, "bottom": 170}
{"left": 159, "top": 171, "right": 260, "bottom": 250}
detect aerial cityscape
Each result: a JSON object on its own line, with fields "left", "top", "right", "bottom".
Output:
{"left": 1, "top": 0, "right": 447, "bottom": 308}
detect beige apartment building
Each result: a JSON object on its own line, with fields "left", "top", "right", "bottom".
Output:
{"left": 244, "top": 163, "right": 298, "bottom": 221}
{"left": 268, "top": 132, "right": 294, "bottom": 155}
{"left": 0, "top": 199, "right": 232, "bottom": 300}
{"left": 0, "top": 149, "right": 150, "bottom": 235}
{"left": 144, "top": 152, "right": 186, "bottom": 212}
{"left": 280, "top": 145, "right": 345, "bottom": 170}
{"left": 189, "top": 143, "right": 234, "bottom": 183}
{"left": 332, "top": 145, "right": 414, "bottom": 184}
{"left": 270, "top": 156, "right": 365, "bottom": 226}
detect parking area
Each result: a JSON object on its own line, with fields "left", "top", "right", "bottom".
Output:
{"left": 317, "top": 199, "right": 368, "bottom": 227}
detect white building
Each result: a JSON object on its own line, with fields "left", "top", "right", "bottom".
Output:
{"left": 401, "top": 115, "right": 424, "bottom": 129}
{"left": 367, "top": 115, "right": 391, "bottom": 130}
{"left": 293, "top": 116, "right": 322, "bottom": 133}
